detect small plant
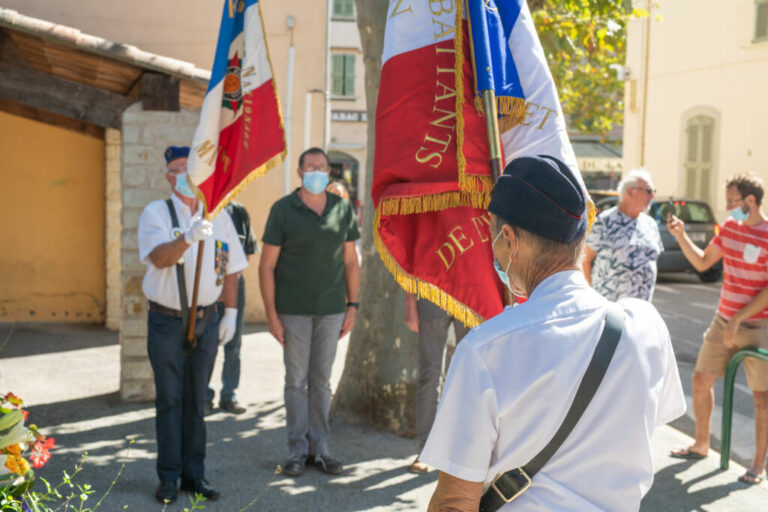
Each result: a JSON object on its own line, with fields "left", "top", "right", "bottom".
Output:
{"left": 0, "top": 394, "right": 132, "bottom": 512}
{"left": 0, "top": 392, "right": 55, "bottom": 509}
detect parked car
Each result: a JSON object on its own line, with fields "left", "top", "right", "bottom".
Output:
{"left": 588, "top": 189, "right": 619, "bottom": 215}
{"left": 593, "top": 196, "right": 723, "bottom": 283}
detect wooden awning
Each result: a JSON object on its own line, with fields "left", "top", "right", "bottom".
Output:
{"left": 0, "top": 8, "right": 211, "bottom": 135}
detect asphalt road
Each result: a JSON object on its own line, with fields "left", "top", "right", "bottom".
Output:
{"left": 652, "top": 271, "right": 759, "bottom": 467}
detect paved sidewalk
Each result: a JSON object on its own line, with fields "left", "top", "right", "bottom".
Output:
{"left": 2, "top": 322, "right": 768, "bottom": 511}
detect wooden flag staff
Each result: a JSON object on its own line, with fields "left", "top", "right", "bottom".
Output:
{"left": 186, "top": 205, "right": 211, "bottom": 345}
{"left": 186, "top": 239, "right": 205, "bottom": 344}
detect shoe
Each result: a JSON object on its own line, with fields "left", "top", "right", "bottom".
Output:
{"left": 409, "top": 459, "right": 429, "bottom": 474}
{"left": 219, "top": 400, "right": 246, "bottom": 414}
{"left": 155, "top": 480, "right": 177, "bottom": 504}
{"left": 180, "top": 478, "right": 220, "bottom": 501}
{"left": 283, "top": 454, "right": 307, "bottom": 477}
{"left": 204, "top": 401, "right": 214, "bottom": 416}
{"left": 310, "top": 453, "right": 343, "bottom": 475}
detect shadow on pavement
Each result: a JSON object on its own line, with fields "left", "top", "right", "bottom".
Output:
{"left": 641, "top": 461, "right": 751, "bottom": 512}
{"left": 0, "top": 322, "right": 117, "bottom": 358}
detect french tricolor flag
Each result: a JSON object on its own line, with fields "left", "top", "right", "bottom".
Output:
{"left": 189, "top": 0, "right": 285, "bottom": 218}
{"left": 467, "top": 0, "right": 583, "bottom": 188}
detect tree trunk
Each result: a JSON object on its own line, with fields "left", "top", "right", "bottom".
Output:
{"left": 331, "top": 0, "right": 420, "bottom": 437}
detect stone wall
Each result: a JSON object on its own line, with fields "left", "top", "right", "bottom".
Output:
{"left": 119, "top": 103, "right": 199, "bottom": 401}
{"left": 105, "top": 128, "right": 122, "bottom": 330}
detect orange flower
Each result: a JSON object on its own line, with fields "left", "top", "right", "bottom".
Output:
{"left": 4, "top": 443, "right": 22, "bottom": 456}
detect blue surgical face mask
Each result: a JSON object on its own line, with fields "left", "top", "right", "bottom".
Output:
{"left": 303, "top": 170, "right": 330, "bottom": 195}
{"left": 492, "top": 231, "right": 516, "bottom": 290}
{"left": 729, "top": 205, "right": 749, "bottom": 222}
{"left": 174, "top": 173, "right": 196, "bottom": 198}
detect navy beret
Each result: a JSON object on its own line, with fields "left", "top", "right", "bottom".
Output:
{"left": 488, "top": 155, "right": 587, "bottom": 243}
{"left": 164, "top": 145, "right": 190, "bottom": 164}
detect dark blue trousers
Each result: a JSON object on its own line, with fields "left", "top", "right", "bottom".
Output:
{"left": 147, "top": 309, "right": 219, "bottom": 483}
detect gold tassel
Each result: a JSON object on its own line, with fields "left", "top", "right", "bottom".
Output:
{"left": 587, "top": 198, "right": 596, "bottom": 232}
{"left": 473, "top": 95, "right": 484, "bottom": 115}
{"left": 374, "top": 207, "right": 484, "bottom": 328}
{"left": 495, "top": 96, "right": 527, "bottom": 135}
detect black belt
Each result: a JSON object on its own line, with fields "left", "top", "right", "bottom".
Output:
{"left": 148, "top": 301, "right": 216, "bottom": 320}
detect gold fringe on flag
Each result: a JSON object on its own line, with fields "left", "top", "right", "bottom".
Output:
{"left": 374, "top": 206, "right": 484, "bottom": 327}
{"left": 378, "top": 190, "right": 489, "bottom": 217}
{"left": 454, "top": 0, "right": 492, "bottom": 199}
{"left": 497, "top": 96, "right": 527, "bottom": 133}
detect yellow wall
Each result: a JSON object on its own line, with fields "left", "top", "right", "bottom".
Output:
{"left": 0, "top": 111, "right": 105, "bottom": 322}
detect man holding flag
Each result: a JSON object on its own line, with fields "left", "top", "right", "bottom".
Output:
{"left": 153, "top": 0, "right": 285, "bottom": 501}
{"left": 139, "top": 146, "right": 247, "bottom": 504}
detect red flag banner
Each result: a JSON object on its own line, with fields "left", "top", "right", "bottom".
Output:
{"left": 188, "top": 0, "right": 285, "bottom": 218}
{"left": 373, "top": 3, "right": 504, "bottom": 326}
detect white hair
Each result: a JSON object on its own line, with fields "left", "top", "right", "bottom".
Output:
{"left": 618, "top": 168, "right": 654, "bottom": 196}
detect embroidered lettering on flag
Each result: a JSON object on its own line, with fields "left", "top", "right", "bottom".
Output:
{"left": 373, "top": 0, "right": 505, "bottom": 327}
{"left": 188, "top": 0, "right": 286, "bottom": 218}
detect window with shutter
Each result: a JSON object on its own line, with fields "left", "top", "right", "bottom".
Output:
{"left": 343, "top": 55, "right": 355, "bottom": 97}
{"left": 756, "top": 1, "right": 768, "bottom": 42}
{"left": 683, "top": 115, "right": 715, "bottom": 202}
{"left": 333, "top": 0, "right": 355, "bottom": 18}
{"left": 331, "top": 54, "right": 355, "bottom": 97}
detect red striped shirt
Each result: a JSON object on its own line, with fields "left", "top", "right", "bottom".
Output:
{"left": 711, "top": 219, "right": 768, "bottom": 320}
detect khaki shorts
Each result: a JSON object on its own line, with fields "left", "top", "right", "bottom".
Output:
{"left": 695, "top": 315, "right": 768, "bottom": 391}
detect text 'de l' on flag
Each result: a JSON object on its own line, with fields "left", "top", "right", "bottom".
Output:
{"left": 188, "top": 0, "right": 286, "bottom": 218}
{"left": 372, "top": 0, "right": 505, "bottom": 327}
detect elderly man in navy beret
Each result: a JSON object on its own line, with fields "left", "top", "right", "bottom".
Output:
{"left": 138, "top": 145, "right": 248, "bottom": 504}
{"left": 420, "top": 155, "right": 685, "bottom": 512}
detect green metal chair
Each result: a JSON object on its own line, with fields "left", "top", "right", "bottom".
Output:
{"left": 719, "top": 347, "right": 768, "bottom": 470}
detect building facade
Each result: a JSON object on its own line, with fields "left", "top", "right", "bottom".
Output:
{"left": 0, "top": 0, "right": 330, "bottom": 326}
{"left": 623, "top": 0, "right": 768, "bottom": 218}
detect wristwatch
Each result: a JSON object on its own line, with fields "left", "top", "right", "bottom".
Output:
{"left": 346, "top": 301, "right": 360, "bottom": 309}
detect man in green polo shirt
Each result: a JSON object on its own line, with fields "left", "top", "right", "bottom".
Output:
{"left": 259, "top": 147, "right": 360, "bottom": 477}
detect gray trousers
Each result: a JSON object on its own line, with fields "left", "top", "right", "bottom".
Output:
{"left": 280, "top": 312, "right": 345, "bottom": 457}
{"left": 416, "top": 300, "right": 471, "bottom": 451}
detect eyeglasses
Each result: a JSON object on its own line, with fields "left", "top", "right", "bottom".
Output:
{"left": 726, "top": 197, "right": 744, "bottom": 209}
{"left": 632, "top": 186, "right": 656, "bottom": 195}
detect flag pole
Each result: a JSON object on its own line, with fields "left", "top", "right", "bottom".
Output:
{"left": 481, "top": 89, "right": 503, "bottom": 183}
{"left": 186, "top": 204, "right": 208, "bottom": 344}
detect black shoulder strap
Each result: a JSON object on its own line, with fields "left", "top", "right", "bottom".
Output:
{"left": 165, "top": 199, "right": 189, "bottom": 320}
{"left": 479, "top": 303, "right": 624, "bottom": 512}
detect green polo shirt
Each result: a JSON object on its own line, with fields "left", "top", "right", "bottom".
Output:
{"left": 262, "top": 189, "right": 360, "bottom": 315}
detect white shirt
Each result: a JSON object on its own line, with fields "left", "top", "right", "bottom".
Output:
{"left": 138, "top": 194, "right": 248, "bottom": 309}
{"left": 420, "top": 270, "right": 685, "bottom": 512}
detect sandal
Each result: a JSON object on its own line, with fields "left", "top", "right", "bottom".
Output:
{"left": 738, "top": 471, "right": 763, "bottom": 485}
{"left": 669, "top": 447, "right": 706, "bottom": 460}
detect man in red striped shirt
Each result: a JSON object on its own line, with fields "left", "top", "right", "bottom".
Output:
{"left": 667, "top": 172, "right": 768, "bottom": 485}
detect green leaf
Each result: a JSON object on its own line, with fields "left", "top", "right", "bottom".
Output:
{"left": 0, "top": 410, "right": 22, "bottom": 432}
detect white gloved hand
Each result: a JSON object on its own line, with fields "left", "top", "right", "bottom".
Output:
{"left": 184, "top": 218, "right": 213, "bottom": 244}
{"left": 218, "top": 307, "right": 238, "bottom": 344}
